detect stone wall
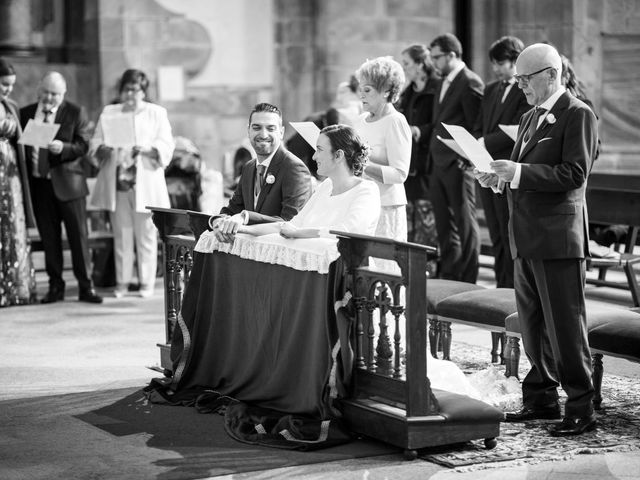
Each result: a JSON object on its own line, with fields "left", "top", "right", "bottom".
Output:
{"left": 270, "top": 0, "right": 458, "bottom": 156}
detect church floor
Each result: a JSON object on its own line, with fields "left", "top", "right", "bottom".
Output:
{"left": 1, "top": 255, "right": 639, "bottom": 479}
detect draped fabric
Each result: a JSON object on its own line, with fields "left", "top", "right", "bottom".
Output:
{"left": 146, "top": 250, "right": 354, "bottom": 449}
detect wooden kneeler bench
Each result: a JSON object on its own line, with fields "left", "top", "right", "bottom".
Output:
{"left": 335, "top": 233, "right": 504, "bottom": 459}
{"left": 426, "top": 280, "right": 487, "bottom": 361}
{"left": 427, "top": 281, "right": 517, "bottom": 366}
{"left": 504, "top": 303, "right": 640, "bottom": 409}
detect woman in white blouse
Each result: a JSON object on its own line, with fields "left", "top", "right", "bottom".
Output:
{"left": 238, "top": 124, "right": 380, "bottom": 239}
{"left": 89, "top": 69, "right": 175, "bottom": 298}
{"left": 352, "top": 56, "right": 412, "bottom": 242}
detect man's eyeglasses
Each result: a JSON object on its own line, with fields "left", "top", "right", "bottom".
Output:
{"left": 513, "top": 66, "right": 554, "bottom": 85}
{"left": 123, "top": 86, "right": 142, "bottom": 94}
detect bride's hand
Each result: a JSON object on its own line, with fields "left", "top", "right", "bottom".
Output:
{"left": 279, "top": 223, "right": 299, "bottom": 238}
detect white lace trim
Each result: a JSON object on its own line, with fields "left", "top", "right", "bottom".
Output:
{"left": 194, "top": 232, "right": 339, "bottom": 274}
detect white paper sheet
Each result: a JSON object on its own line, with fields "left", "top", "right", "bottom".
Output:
{"left": 441, "top": 123, "right": 494, "bottom": 172}
{"left": 100, "top": 112, "right": 136, "bottom": 148}
{"left": 289, "top": 121, "right": 321, "bottom": 150}
{"left": 437, "top": 135, "right": 468, "bottom": 160}
{"left": 18, "top": 119, "right": 60, "bottom": 148}
{"left": 499, "top": 124, "right": 519, "bottom": 142}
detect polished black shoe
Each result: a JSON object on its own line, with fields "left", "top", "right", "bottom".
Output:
{"left": 548, "top": 415, "right": 596, "bottom": 436}
{"left": 41, "top": 288, "right": 65, "bottom": 304}
{"left": 78, "top": 289, "right": 103, "bottom": 304}
{"left": 504, "top": 404, "right": 562, "bottom": 422}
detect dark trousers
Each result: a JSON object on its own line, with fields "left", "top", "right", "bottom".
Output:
{"left": 514, "top": 257, "right": 594, "bottom": 417}
{"left": 429, "top": 164, "right": 479, "bottom": 283}
{"left": 31, "top": 178, "right": 92, "bottom": 292}
{"left": 479, "top": 187, "right": 514, "bottom": 287}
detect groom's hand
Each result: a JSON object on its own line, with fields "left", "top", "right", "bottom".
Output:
{"left": 215, "top": 214, "right": 244, "bottom": 243}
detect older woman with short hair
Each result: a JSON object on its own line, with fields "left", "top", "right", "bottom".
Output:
{"left": 90, "top": 68, "right": 175, "bottom": 298}
{"left": 353, "top": 56, "right": 412, "bottom": 242}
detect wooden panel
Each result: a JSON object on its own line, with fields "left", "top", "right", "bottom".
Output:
{"left": 353, "top": 370, "right": 408, "bottom": 406}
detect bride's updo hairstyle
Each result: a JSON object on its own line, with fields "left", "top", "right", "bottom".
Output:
{"left": 321, "top": 124, "right": 369, "bottom": 176}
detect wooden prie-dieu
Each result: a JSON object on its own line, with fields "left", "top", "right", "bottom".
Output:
{"left": 149, "top": 208, "right": 503, "bottom": 459}
{"left": 333, "top": 231, "right": 503, "bottom": 458}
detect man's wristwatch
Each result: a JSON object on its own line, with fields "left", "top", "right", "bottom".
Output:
{"left": 240, "top": 210, "right": 249, "bottom": 225}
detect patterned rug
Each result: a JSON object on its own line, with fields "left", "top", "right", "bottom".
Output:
{"left": 421, "top": 342, "right": 640, "bottom": 471}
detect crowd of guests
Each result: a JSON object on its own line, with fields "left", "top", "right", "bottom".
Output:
{"left": 0, "top": 64, "right": 173, "bottom": 306}
{"left": 1, "top": 32, "right": 602, "bottom": 437}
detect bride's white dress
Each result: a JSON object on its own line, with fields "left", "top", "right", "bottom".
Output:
{"left": 290, "top": 177, "right": 380, "bottom": 236}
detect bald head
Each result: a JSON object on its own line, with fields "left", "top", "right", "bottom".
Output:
{"left": 516, "top": 43, "right": 562, "bottom": 76}
{"left": 38, "top": 71, "right": 67, "bottom": 111}
{"left": 515, "top": 43, "right": 562, "bottom": 106}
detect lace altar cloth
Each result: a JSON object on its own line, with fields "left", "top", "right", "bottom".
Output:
{"left": 194, "top": 231, "right": 340, "bottom": 274}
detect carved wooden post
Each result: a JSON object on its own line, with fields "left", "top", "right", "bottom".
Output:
{"left": 506, "top": 336, "right": 520, "bottom": 379}
{"left": 440, "top": 321, "right": 452, "bottom": 361}
{"left": 166, "top": 253, "right": 177, "bottom": 343}
{"left": 390, "top": 304, "right": 404, "bottom": 378}
{"left": 365, "top": 298, "right": 377, "bottom": 372}
{"left": 428, "top": 319, "right": 440, "bottom": 359}
{"left": 592, "top": 353, "right": 604, "bottom": 410}
{"left": 354, "top": 296, "right": 366, "bottom": 369}
{"left": 375, "top": 283, "right": 393, "bottom": 375}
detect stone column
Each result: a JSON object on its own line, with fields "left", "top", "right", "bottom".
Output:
{"left": 0, "top": 0, "right": 36, "bottom": 56}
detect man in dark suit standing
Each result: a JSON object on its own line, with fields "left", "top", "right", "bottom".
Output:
{"left": 479, "top": 43, "right": 598, "bottom": 436}
{"left": 428, "top": 33, "right": 484, "bottom": 283}
{"left": 21, "top": 72, "right": 102, "bottom": 304}
{"left": 473, "top": 36, "right": 530, "bottom": 289}
{"left": 212, "top": 102, "right": 312, "bottom": 242}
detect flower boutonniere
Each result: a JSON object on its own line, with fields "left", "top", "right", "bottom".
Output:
{"left": 546, "top": 113, "right": 556, "bottom": 125}
{"left": 265, "top": 174, "right": 276, "bottom": 185}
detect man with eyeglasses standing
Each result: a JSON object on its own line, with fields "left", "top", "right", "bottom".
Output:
{"left": 21, "top": 72, "right": 103, "bottom": 304}
{"left": 477, "top": 43, "right": 598, "bottom": 436}
{"left": 427, "top": 33, "right": 484, "bottom": 283}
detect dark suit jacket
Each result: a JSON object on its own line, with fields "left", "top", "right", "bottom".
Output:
{"left": 3, "top": 98, "right": 36, "bottom": 227}
{"left": 397, "top": 77, "right": 440, "bottom": 176}
{"left": 507, "top": 92, "right": 598, "bottom": 260}
{"left": 220, "top": 145, "right": 311, "bottom": 224}
{"left": 20, "top": 100, "right": 90, "bottom": 202}
{"left": 429, "top": 66, "right": 484, "bottom": 170}
{"left": 473, "top": 80, "right": 530, "bottom": 159}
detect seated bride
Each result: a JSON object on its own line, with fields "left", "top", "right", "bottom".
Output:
{"left": 236, "top": 124, "right": 381, "bottom": 239}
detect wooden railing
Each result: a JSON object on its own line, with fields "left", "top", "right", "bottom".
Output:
{"left": 149, "top": 207, "right": 209, "bottom": 371}
{"left": 335, "top": 232, "right": 439, "bottom": 417}
{"left": 334, "top": 232, "right": 502, "bottom": 456}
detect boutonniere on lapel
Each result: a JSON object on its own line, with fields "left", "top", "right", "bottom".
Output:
{"left": 265, "top": 174, "right": 275, "bottom": 185}
{"left": 545, "top": 113, "right": 556, "bottom": 125}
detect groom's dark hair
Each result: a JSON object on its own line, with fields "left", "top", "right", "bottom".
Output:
{"left": 249, "top": 102, "right": 282, "bottom": 124}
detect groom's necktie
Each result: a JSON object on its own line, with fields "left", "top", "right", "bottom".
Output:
{"left": 523, "top": 107, "right": 546, "bottom": 144}
{"left": 37, "top": 110, "right": 53, "bottom": 177}
{"left": 254, "top": 163, "right": 266, "bottom": 199}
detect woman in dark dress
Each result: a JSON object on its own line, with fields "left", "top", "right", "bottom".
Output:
{"left": 0, "top": 58, "right": 37, "bottom": 306}
{"left": 396, "top": 44, "right": 440, "bottom": 249}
